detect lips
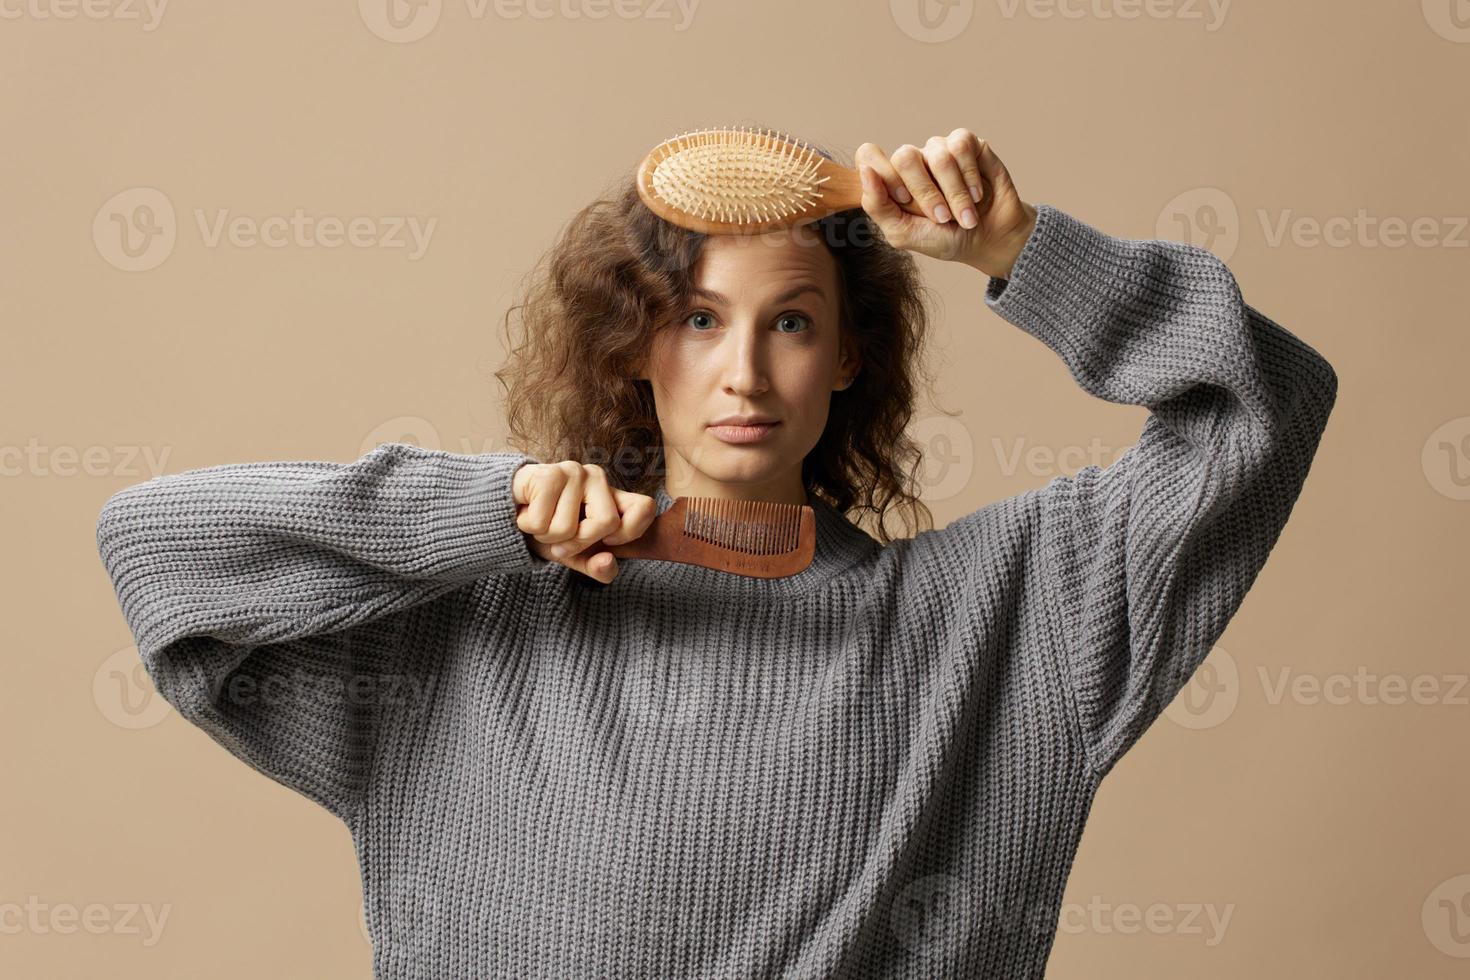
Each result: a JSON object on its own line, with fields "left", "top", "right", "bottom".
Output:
{"left": 709, "top": 415, "right": 779, "bottom": 426}
{"left": 707, "top": 419, "right": 781, "bottom": 444}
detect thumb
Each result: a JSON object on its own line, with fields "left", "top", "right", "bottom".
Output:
{"left": 858, "top": 163, "right": 904, "bottom": 228}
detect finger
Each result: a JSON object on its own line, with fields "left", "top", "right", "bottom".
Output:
{"left": 597, "top": 489, "right": 657, "bottom": 546}
{"left": 566, "top": 548, "right": 618, "bottom": 583}
{"left": 514, "top": 464, "right": 564, "bottom": 538}
{"left": 855, "top": 142, "right": 911, "bottom": 205}
{"left": 573, "top": 467, "right": 621, "bottom": 546}
{"left": 923, "top": 136, "right": 979, "bottom": 228}
{"left": 946, "top": 128, "right": 986, "bottom": 206}
{"left": 547, "top": 467, "right": 620, "bottom": 556}
{"left": 972, "top": 137, "right": 1015, "bottom": 214}
{"left": 891, "top": 144, "right": 949, "bottom": 224}
{"left": 543, "top": 460, "right": 585, "bottom": 543}
{"left": 973, "top": 136, "right": 1010, "bottom": 187}
{"left": 857, "top": 161, "right": 903, "bottom": 226}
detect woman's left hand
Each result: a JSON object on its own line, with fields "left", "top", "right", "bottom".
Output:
{"left": 855, "top": 130, "right": 1036, "bottom": 278}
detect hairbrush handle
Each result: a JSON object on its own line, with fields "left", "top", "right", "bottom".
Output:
{"left": 802, "top": 160, "right": 932, "bottom": 222}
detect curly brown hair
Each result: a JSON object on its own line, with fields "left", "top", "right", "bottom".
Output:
{"left": 493, "top": 134, "right": 946, "bottom": 544}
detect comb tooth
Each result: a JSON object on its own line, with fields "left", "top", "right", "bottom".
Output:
{"left": 679, "top": 494, "right": 803, "bottom": 556}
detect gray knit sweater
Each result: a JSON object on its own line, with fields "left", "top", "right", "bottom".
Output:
{"left": 95, "top": 203, "right": 1337, "bottom": 978}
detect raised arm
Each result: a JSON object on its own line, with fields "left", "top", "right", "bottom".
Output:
{"left": 94, "top": 441, "right": 541, "bottom": 824}
{"left": 986, "top": 204, "right": 1338, "bottom": 780}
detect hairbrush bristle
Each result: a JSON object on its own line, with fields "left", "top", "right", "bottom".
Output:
{"left": 646, "top": 126, "right": 831, "bottom": 226}
{"left": 684, "top": 496, "right": 804, "bottom": 555}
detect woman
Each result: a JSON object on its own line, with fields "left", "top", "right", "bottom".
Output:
{"left": 96, "top": 128, "right": 1337, "bottom": 978}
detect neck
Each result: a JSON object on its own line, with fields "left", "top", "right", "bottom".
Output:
{"left": 659, "top": 460, "right": 810, "bottom": 509}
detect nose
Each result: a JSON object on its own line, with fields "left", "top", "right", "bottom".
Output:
{"left": 719, "top": 322, "right": 771, "bottom": 397}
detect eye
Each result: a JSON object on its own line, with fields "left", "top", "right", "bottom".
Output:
{"left": 775, "top": 312, "right": 812, "bottom": 334}
{"left": 684, "top": 310, "right": 716, "bottom": 331}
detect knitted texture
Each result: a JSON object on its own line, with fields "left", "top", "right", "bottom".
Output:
{"left": 95, "top": 203, "right": 1337, "bottom": 978}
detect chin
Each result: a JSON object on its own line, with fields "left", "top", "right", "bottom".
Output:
{"left": 689, "top": 437, "right": 787, "bottom": 481}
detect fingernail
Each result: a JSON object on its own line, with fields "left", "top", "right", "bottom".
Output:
{"left": 934, "top": 204, "right": 952, "bottom": 224}
{"left": 549, "top": 542, "right": 573, "bottom": 558}
{"left": 893, "top": 185, "right": 912, "bottom": 204}
{"left": 960, "top": 207, "right": 977, "bottom": 228}
{"left": 970, "top": 184, "right": 981, "bottom": 203}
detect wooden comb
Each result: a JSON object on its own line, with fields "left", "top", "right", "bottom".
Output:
{"left": 636, "top": 125, "right": 929, "bottom": 235}
{"left": 605, "top": 495, "right": 815, "bottom": 578}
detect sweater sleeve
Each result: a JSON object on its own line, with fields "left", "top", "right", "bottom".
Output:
{"left": 984, "top": 203, "right": 1338, "bottom": 780}
{"left": 94, "top": 441, "right": 544, "bottom": 824}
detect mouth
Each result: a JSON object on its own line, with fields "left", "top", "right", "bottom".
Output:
{"left": 707, "top": 420, "right": 781, "bottom": 444}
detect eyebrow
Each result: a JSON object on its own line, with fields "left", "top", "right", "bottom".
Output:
{"left": 688, "top": 283, "right": 828, "bottom": 307}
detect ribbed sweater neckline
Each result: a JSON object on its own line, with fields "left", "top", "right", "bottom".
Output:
{"left": 638, "top": 483, "right": 879, "bottom": 597}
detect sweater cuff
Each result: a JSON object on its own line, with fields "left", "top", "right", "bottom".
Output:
{"left": 982, "top": 203, "right": 1134, "bottom": 383}
{"left": 412, "top": 447, "right": 547, "bottom": 578}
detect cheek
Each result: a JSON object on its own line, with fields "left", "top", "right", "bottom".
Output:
{"left": 647, "top": 343, "right": 714, "bottom": 416}
{"left": 778, "top": 359, "right": 836, "bottom": 429}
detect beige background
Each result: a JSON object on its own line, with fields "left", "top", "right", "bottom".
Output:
{"left": 3, "top": 1, "right": 1464, "bottom": 977}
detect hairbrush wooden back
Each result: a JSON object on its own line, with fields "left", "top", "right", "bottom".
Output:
{"left": 606, "top": 495, "right": 815, "bottom": 578}
{"left": 635, "top": 125, "right": 927, "bottom": 235}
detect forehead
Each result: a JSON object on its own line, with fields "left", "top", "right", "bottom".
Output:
{"left": 692, "top": 227, "right": 838, "bottom": 297}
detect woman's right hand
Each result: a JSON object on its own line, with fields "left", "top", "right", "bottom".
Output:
{"left": 511, "top": 461, "right": 657, "bottom": 583}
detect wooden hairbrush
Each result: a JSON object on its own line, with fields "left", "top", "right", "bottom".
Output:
{"left": 636, "top": 125, "right": 929, "bottom": 235}
{"left": 605, "top": 495, "right": 815, "bottom": 578}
